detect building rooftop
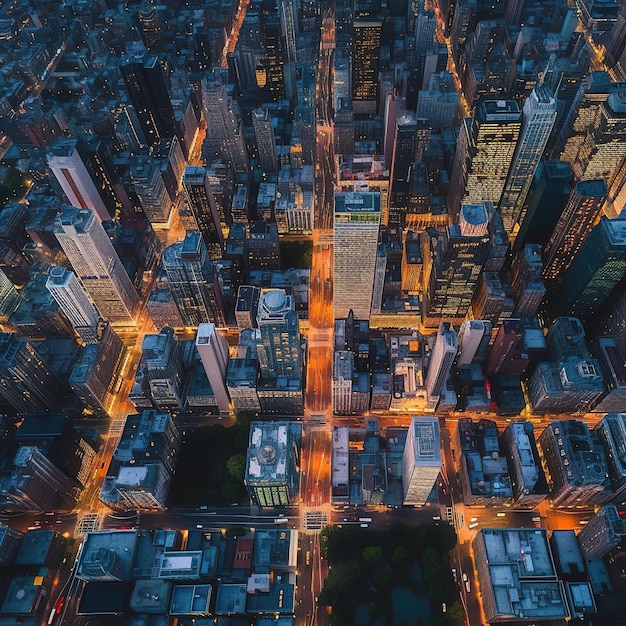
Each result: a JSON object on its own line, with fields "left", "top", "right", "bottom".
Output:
{"left": 214, "top": 583, "right": 247, "bottom": 615}
{"left": 0, "top": 577, "right": 42, "bottom": 615}
{"left": 157, "top": 551, "right": 203, "bottom": 579}
{"left": 129, "top": 579, "right": 172, "bottom": 614}
{"left": 246, "top": 422, "right": 301, "bottom": 484}
{"left": 14, "top": 529, "right": 54, "bottom": 566}
{"left": 170, "top": 584, "right": 212, "bottom": 615}
{"left": 77, "top": 531, "right": 139, "bottom": 581}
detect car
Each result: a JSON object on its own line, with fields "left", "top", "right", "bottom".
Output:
{"left": 532, "top": 516, "right": 541, "bottom": 522}
{"left": 196, "top": 524, "right": 203, "bottom": 529}
{"left": 54, "top": 596, "right": 66, "bottom": 615}
{"left": 465, "top": 581, "right": 471, "bottom": 593}
{"left": 462, "top": 573, "right": 468, "bottom": 582}
{"left": 342, "top": 516, "right": 357, "bottom": 522}
{"left": 305, "top": 550, "right": 311, "bottom": 565}
{"left": 199, "top": 505, "right": 208, "bottom": 510}
{"left": 496, "top": 512, "right": 506, "bottom": 517}
{"left": 468, "top": 522, "right": 479, "bottom": 529}
{"left": 470, "top": 517, "right": 478, "bottom": 523}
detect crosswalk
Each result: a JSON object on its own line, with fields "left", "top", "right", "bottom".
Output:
{"left": 304, "top": 511, "right": 328, "bottom": 531}
{"left": 76, "top": 513, "right": 100, "bottom": 535}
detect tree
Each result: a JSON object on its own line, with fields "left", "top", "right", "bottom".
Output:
{"left": 392, "top": 546, "right": 408, "bottom": 565}
{"left": 362, "top": 545, "right": 384, "bottom": 565}
{"left": 319, "top": 560, "right": 361, "bottom": 605}
{"left": 374, "top": 565, "right": 393, "bottom": 587}
{"left": 226, "top": 453, "right": 246, "bottom": 481}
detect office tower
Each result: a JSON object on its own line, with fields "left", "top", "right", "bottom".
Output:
{"left": 46, "top": 266, "right": 100, "bottom": 344}
{"left": 546, "top": 317, "right": 589, "bottom": 361}
{"left": 594, "top": 413, "right": 626, "bottom": 503}
{"left": 278, "top": 0, "right": 298, "bottom": 100}
{"left": 447, "top": 100, "right": 522, "bottom": 218}
{"left": 416, "top": 72, "right": 459, "bottom": 132}
{"left": 111, "top": 102, "right": 147, "bottom": 152}
{"left": 542, "top": 179, "right": 607, "bottom": 285}
{"left": 235, "top": 285, "right": 261, "bottom": 331}
{"left": 388, "top": 113, "right": 420, "bottom": 226}
{"left": 54, "top": 207, "right": 139, "bottom": 326}
{"left": 252, "top": 108, "right": 279, "bottom": 173}
{"left": 138, "top": 0, "right": 162, "bottom": 50}
{"left": 195, "top": 323, "right": 230, "bottom": 413}
{"left": 162, "top": 231, "right": 226, "bottom": 328}
{"left": 370, "top": 243, "right": 387, "bottom": 315}
{"left": 484, "top": 318, "right": 524, "bottom": 377}
{"left": 402, "top": 417, "right": 442, "bottom": 506}
{"left": 182, "top": 167, "right": 224, "bottom": 260}
{"left": 333, "top": 191, "right": 381, "bottom": 319}
{"left": 246, "top": 221, "right": 281, "bottom": 271}
{"left": 383, "top": 93, "right": 406, "bottom": 167}
{"left": 603, "top": 154, "right": 626, "bottom": 218}
{"left": 499, "top": 422, "right": 548, "bottom": 508}
{"left": 538, "top": 420, "right": 611, "bottom": 507}
{"left": 333, "top": 351, "right": 355, "bottom": 415}
{"left": 0, "top": 446, "right": 78, "bottom": 512}
{"left": 135, "top": 327, "right": 187, "bottom": 411}
{"left": 245, "top": 421, "right": 301, "bottom": 507}
{"left": 548, "top": 217, "right": 626, "bottom": 322}
{"left": 202, "top": 69, "right": 249, "bottom": 173}
{"left": 352, "top": 18, "right": 382, "bottom": 115}
{"left": 256, "top": 289, "right": 302, "bottom": 381}
{"left": 401, "top": 237, "right": 423, "bottom": 294}
{"left": 119, "top": 50, "right": 179, "bottom": 146}
{"left": 513, "top": 160, "right": 572, "bottom": 254}
{"left": 422, "top": 203, "right": 492, "bottom": 322}
{"left": 0, "top": 332, "right": 64, "bottom": 414}
{"left": 413, "top": 6, "right": 438, "bottom": 88}
{"left": 499, "top": 84, "right": 557, "bottom": 235}
{"left": 47, "top": 138, "right": 110, "bottom": 222}
{"left": 528, "top": 356, "right": 604, "bottom": 414}
{"left": 70, "top": 324, "right": 125, "bottom": 418}
{"left": 578, "top": 506, "right": 626, "bottom": 560}
{"left": 510, "top": 244, "right": 546, "bottom": 318}
{"left": 262, "top": 14, "right": 288, "bottom": 102}
{"left": 425, "top": 322, "right": 457, "bottom": 404}
{"left": 471, "top": 271, "right": 506, "bottom": 325}
{"left": 0, "top": 269, "right": 21, "bottom": 322}
{"left": 128, "top": 155, "right": 174, "bottom": 228}
{"left": 457, "top": 320, "right": 490, "bottom": 366}
{"left": 227, "top": 344, "right": 261, "bottom": 413}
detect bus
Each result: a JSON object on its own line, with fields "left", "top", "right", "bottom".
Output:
{"left": 358, "top": 517, "right": 372, "bottom": 523}
{"left": 274, "top": 518, "right": 288, "bottom": 524}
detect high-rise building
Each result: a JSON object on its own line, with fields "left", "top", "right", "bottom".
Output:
{"left": 202, "top": 69, "right": 249, "bottom": 173}
{"left": 46, "top": 266, "right": 100, "bottom": 344}
{"left": 119, "top": 50, "right": 179, "bottom": 146}
{"left": 256, "top": 289, "right": 302, "bottom": 382}
{"left": 246, "top": 221, "right": 281, "bottom": 271}
{"left": 47, "top": 138, "right": 110, "bottom": 222}
{"left": 245, "top": 421, "right": 302, "bottom": 507}
{"left": 69, "top": 323, "right": 125, "bottom": 418}
{"left": 138, "top": 0, "right": 162, "bottom": 50}
{"left": 542, "top": 179, "right": 607, "bottom": 285}
{"left": 182, "top": 167, "right": 224, "bottom": 260}
{"left": 447, "top": 100, "right": 522, "bottom": 218}
{"left": 333, "top": 351, "right": 355, "bottom": 415}
{"left": 195, "top": 323, "right": 230, "bottom": 413}
{"left": 510, "top": 244, "right": 546, "bottom": 318}
{"left": 0, "top": 446, "right": 78, "bottom": 512}
{"left": 162, "top": 231, "right": 226, "bottom": 328}
{"left": 54, "top": 208, "right": 139, "bottom": 327}
{"left": 547, "top": 217, "right": 626, "bottom": 322}
{"left": 594, "top": 413, "right": 626, "bottom": 503}
{"left": 402, "top": 417, "right": 442, "bottom": 505}
{"left": 421, "top": 203, "right": 492, "bottom": 322}
{"left": 513, "top": 160, "right": 572, "bottom": 255}
{"left": 352, "top": 19, "right": 382, "bottom": 115}
{"left": 537, "top": 420, "right": 610, "bottom": 507}
{"left": 498, "top": 84, "right": 557, "bottom": 236}
{"left": 129, "top": 155, "right": 173, "bottom": 226}
{"left": 499, "top": 422, "right": 548, "bottom": 508}
{"left": 416, "top": 71, "right": 459, "bottom": 132}
{"left": 484, "top": 318, "right": 525, "bottom": 377}
{"left": 577, "top": 505, "right": 626, "bottom": 560}
{"left": 333, "top": 191, "right": 381, "bottom": 319}
{"left": 0, "top": 268, "right": 21, "bottom": 322}
{"left": 457, "top": 320, "right": 491, "bottom": 366}
{"left": 0, "top": 332, "right": 64, "bottom": 414}
{"left": 235, "top": 285, "right": 261, "bottom": 331}
{"left": 425, "top": 322, "right": 457, "bottom": 404}
{"left": 252, "top": 108, "right": 279, "bottom": 173}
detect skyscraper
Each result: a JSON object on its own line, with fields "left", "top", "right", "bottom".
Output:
{"left": 54, "top": 207, "right": 139, "bottom": 327}
{"left": 457, "top": 320, "right": 491, "bottom": 366}
{"left": 448, "top": 100, "right": 522, "bottom": 218}
{"left": 195, "top": 323, "right": 231, "bottom": 413}
{"left": 182, "top": 166, "right": 224, "bottom": 260}
{"left": 162, "top": 231, "right": 226, "bottom": 328}
{"left": 119, "top": 49, "right": 179, "bottom": 146}
{"left": 256, "top": 289, "right": 302, "bottom": 382}
{"left": 421, "top": 203, "right": 493, "bottom": 322}
{"left": 402, "top": 417, "right": 442, "bottom": 505}
{"left": 0, "top": 332, "right": 64, "bottom": 414}
{"left": 542, "top": 179, "right": 608, "bottom": 284}
{"left": 46, "top": 266, "right": 100, "bottom": 344}
{"left": 424, "top": 322, "right": 457, "bottom": 404}
{"left": 47, "top": 138, "right": 111, "bottom": 222}
{"left": 252, "top": 108, "right": 279, "bottom": 173}
{"left": 0, "top": 269, "right": 20, "bottom": 322}
{"left": 333, "top": 192, "right": 381, "bottom": 319}
{"left": 498, "top": 85, "right": 557, "bottom": 236}
{"left": 548, "top": 217, "right": 626, "bottom": 322}
{"left": 352, "top": 19, "right": 382, "bottom": 115}
{"left": 202, "top": 69, "right": 249, "bottom": 173}
{"left": 389, "top": 113, "right": 420, "bottom": 226}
